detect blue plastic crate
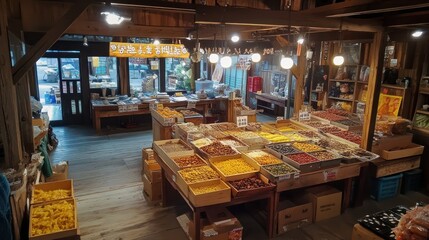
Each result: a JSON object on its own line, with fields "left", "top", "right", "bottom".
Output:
{"left": 371, "top": 174, "right": 402, "bottom": 201}
{"left": 401, "top": 169, "right": 422, "bottom": 194}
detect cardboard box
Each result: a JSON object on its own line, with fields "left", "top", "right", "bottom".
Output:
{"left": 46, "top": 161, "right": 69, "bottom": 182}
{"left": 143, "top": 159, "right": 161, "bottom": 183}
{"left": 372, "top": 133, "right": 413, "bottom": 154}
{"left": 277, "top": 200, "right": 312, "bottom": 234}
{"left": 142, "top": 174, "right": 162, "bottom": 201}
{"left": 351, "top": 223, "right": 383, "bottom": 240}
{"left": 304, "top": 185, "right": 342, "bottom": 222}
{"left": 142, "top": 148, "right": 154, "bottom": 161}
{"left": 188, "top": 208, "right": 243, "bottom": 240}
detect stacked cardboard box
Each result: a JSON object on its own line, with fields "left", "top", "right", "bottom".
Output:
{"left": 303, "top": 185, "right": 342, "bottom": 222}
{"left": 142, "top": 148, "right": 162, "bottom": 201}
{"left": 177, "top": 208, "right": 243, "bottom": 240}
{"left": 277, "top": 199, "right": 312, "bottom": 234}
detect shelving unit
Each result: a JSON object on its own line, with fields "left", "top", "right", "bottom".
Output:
{"left": 327, "top": 64, "right": 361, "bottom": 112}
{"left": 413, "top": 76, "right": 429, "bottom": 133}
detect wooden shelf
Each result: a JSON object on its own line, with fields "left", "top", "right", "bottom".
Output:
{"left": 356, "top": 81, "right": 368, "bottom": 84}
{"left": 381, "top": 84, "right": 406, "bottom": 90}
{"left": 355, "top": 100, "right": 366, "bottom": 103}
{"left": 412, "top": 126, "right": 429, "bottom": 135}
{"left": 329, "top": 79, "right": 356, "bottom": 83}
{"left": 419, "top": 90, "right": 429, "bottom": 95}
{"left": 416, "top": 110, "right": 429, "bottom": 115}
{"left": 328, "top": 97, "right": 354, "bottom": 102}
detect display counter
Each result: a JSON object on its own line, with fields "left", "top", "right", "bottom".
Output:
{"left": 91, "top": 98, "right": 229, "bottom": 133}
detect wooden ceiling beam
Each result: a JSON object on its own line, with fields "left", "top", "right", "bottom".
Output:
{"left": 303, "top": 0, "right": 429, "bottom": 18}
{"left": 300, "top": 0, "right": 376, "bottom": 15}
{"left": 384, "top": 10, "right": 429, "bottom": 27}
{"left": 308, "top": 31, "right": 374, "bottom": 42}
{"left": 12, "top": 0, "right": 91, "bottom": 84}
{"left": 195, "top": 5, "right": 382, "bottom": 32}
{"left": 67, "top": 20, "right": 191, "bottom": 38}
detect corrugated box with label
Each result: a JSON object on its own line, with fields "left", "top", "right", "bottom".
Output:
{"left": 304, "top": 185, "right": 342, "bottom": 222}
{"left": 142, "top": 174, "right": 162, "bottom": 201}
{"left": 143, "top": 159, "right": 161, "bottom": 183}
{"left": 142, "top": 148, "right": 154, "bottom": 161}
{"left": 277, "top": 199, "right": 313, "bottom": 234}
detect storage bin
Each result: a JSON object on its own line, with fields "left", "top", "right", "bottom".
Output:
{"left": 401, "top": 169, "right": 422, "bottom": 194}
{"left": 370, "top": 174, "right": 402, "bottom": 201}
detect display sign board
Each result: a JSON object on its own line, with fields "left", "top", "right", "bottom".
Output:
{"left": 236, "top": 116, "right": 248, "bottom": 128}
{"left": 187, "top": 100, "right": 197, "bottom": 109}
{"left": 118, "top": 104, "right": 139, "bottom": 113}
{"left": 109, "top": 42, "right": 189, "bottom": 58}
{"left": 299, "top": 110, "right": 311, "bottom": 121}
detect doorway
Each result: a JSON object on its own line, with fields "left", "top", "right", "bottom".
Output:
{"left": 36, "top": 56, "right": 83, "bottom": 125}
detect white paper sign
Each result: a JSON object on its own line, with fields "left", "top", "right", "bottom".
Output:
{"left": 187, "top": 100, "right": 197, "bottom": 109}
{"left": 299, "top": 110, "right": 311, "bottom": 121}
{"left": 323, "top": 168, "right": 339, "bottom": 182}
{"left": 236, "top": 116, "right": 248, "bottom": 127}
{"left": 118, "top": 104, "right": 139, "bottom": 113}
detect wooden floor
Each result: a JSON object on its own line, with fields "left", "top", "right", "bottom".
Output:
{"left": 49, "top": 124, "right": 429, "bottom": 240}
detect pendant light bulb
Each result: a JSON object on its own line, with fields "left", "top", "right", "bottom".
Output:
{"left": 412, "top": 30, "right": 423, "bottom": 38}
{"left": 280, "top": 57, "right": 294, "bottom": 69}
{"left": 231, "top": 35, "right": 240, "bottom": 43}
{"left": 251, "top": 53, "right": 261, "bottom": 63}
{"left": 220, "top": 56, "right": 232, "bottom": 68}
{"left": 153, "top": 39, "right": 160, "bottom": 45}
{"left": 209, "top": 53, "right": 219, "bottom": 63}
{"left": 333, "top": 55, "right": 345, "bottom": 66}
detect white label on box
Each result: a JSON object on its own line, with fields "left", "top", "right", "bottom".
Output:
{"left": 187, "top": 100, "right": 197, "bottom": 109}
{"left": 236, "top": 116, "right": 248, "bottom": 128}
{"left": 202, "top": 229, "right": 218, "bottom": 237}
{"left": 278, "top": 174, "right": 291, "bottom": 181}
{"left": 323, "top": 168, "right": 339, "bottom": 182}
{"left": 276, "top": 117, "right": 284, "bottom": 121}
{"left": 294, "top": 173, "right": 300, "bottom": 179}
{"left": 118, "top": 104, "right": 138, "bottom": 112}
{"left": 299, "top": 110, "right": 311, "bottom": 121}
{"left": 172, "top": 175, "right": 176, "bottom": 182}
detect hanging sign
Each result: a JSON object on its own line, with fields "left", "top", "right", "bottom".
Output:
{"left": 109, "top": 42, "right": 190, "bottom": 58}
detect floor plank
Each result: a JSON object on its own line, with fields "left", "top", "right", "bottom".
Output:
{"left": 48, "top": 124, "right": 429, "bottom": 240}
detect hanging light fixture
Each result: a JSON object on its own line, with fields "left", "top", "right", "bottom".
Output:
{"left": 281, "top": 3, "right": 293, "bottom": 70}
{"left": 231, "top": 34, "right": 240, "bottom": 43}
{"left": 220, "top": 56, "right": 232, "bottom": 68}
{"left": 333, "top": 20, "right": 344, "bottom": 66}
{"left": 297, "top": 35, "right": 304, "bottom": 44}
{"left": 412, "top": 30, "right": 423, "bottom": 38}
{"left": 209, "top": 33, "right": 219, "bottom": 63}
{"left": 251, "top": 53, "right": 261, "bottom": 63}
{"left": 83, "top": 36, "right": 89, "bottom": 47}
{"left": 153, "top": 39, "right": 160, "bottom": 45}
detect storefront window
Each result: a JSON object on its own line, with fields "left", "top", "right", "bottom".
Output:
{"left": 129, "top": 58, "right": 160, "bottom": 94}
{"left": 165, "top": 58, "right": 192, "bottom": 92}
{"left": 88, "top": 57, "right": 118, "bottom": 88}
{"left": 61, "top": 58, "right": 80, "bottom": 80}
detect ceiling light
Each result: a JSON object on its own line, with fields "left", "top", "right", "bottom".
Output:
{"left": 186, "top": 33, "right": 192, "bottom": 40}
{"left": 83, "top": 36, "right": 88, "bottom": 47}
{"left": 251, "top": 53, "right": 261, "bottom": 63}
{"left": 280, "top": 56, "right": 293, "bottom": 69}
{"left": 209, "top": 53, "right": 219, "bottom": 63}
{"left": 297, "top": 37, "right": 304, "bottom": 44}
{"left": 101, "top": 12, "right": 129, "bottom": 25}
{"left": 231, "top": 35, "right": 240, "bottom": 43}
{"left": 220, "top": 56, "right": 232, "bottom": 68}
{"left": 412, "top": 30, "right": 423, "bottom": 38}
{"left": 153, "top": 39, "right": 160, "bottom": 45}
{"left": 333, "top": 55, "right": 345, "bottom": 66}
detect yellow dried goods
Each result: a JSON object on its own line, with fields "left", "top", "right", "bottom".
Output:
{"left": 246, "top": 150, "right": 282, "bottom": 165}
{"left": 31, "top": 200, "right": 75, "bottom": 236}
{"left": 157, "top": 107, "right": 183, "bottom": 118}
{"left": 178, "top": 166, "right": 219, "bottom": 183}
{"left": 190, "top": 183, "right": 225, "bottom": 195}
{"left": 33, "top": 189, "right": 72, "bottom": 203}
{"left": 257, "top": 131, "right": 289, "bottom": 143}
{"left": 212, "top": 158, "right": 257, "bottom": 176}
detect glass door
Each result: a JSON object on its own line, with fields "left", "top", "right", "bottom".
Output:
{"left": 59, "top": 58, "right": 83, "bottom": 124}
{"left": 36, "top": 57, "right": 62, "bottom": 121}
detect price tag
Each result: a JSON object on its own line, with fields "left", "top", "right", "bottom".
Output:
{"left": 294, "top": 173, "right": 300, "bottom": 179}
{"left": 149, "top": 102, "right": 156, "bottom": 110}
{"left": 299, "top": 110, "right": 311, "bottom": 121}
{"left": 172, "top": 175, "right": 176, "bottom": 182}
{"left": 276, "top": 117, "right": 284, "bottom": 121}
{"left": 278, "top": 174, "right": 291, "bottom": 181}
{"left": 156, "top": 103, "right": 164, "bottom": 110}
{"left": 187, "top": 100, "right": 197, "bottom": 109}
{"left": 118, "top": 105, "right": 127, "bottom": 113}
{"left": 236, "top": 116, "right": 248, "bottom": 128}
{"left": 323, "top": 168, "right": 339, "bottom": 182}
{"left": 127, "top": 104, "right": 138, "bottom": 112}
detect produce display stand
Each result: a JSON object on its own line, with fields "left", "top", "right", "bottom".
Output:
{"left": 272, "top": 160, "right": 366, "bottom": 236}
{"left": 154, "top": 151, "right": 275, "bottom": 240}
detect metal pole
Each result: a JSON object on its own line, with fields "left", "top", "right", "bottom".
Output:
{"left": 286, "top": 70, "right": 293, "bottom": 118}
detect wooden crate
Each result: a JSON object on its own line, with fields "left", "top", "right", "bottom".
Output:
{"left": 165, "top": 153, "right": 208, "bottom": 173}
{"left": 209, "top": 156, "right": 259, "bottom": 181}
{"left": 381, "top": 143, "right": 424, "bottom": 160}
{"left": 241, "top": 149, "right": 283, "bottom": 171}
{"left": 188, "top": 179, "right": 231, "bottom": 207}
{"left": 142, "top": 148, "right": 154, "bottom": 161}
{"left": 218, "top": 136, "right": 250, "bottom": 152}
{"left": 227, "top": 174, "right": 275, "bottom": 198}
{"left": 29, "top": 199, "right": 78, "bottom": 240}
{"left": 31, "top": 180, "right": 74, "bottom": 205}
{"left": 175, "top": 169, "right": 220, "bottom": 198}
{"left": 282, "top": 155, "right": 321, "bottom": 173}
{"left": 142, "top": 174, "right": 162, "bottom": 201}
{"left": 372, "top": 156, "right": 421, "bottom": 178}
{"left": 143, "top": 159, "right": 161, "bottom": 183}
{"left": 184, "top": 115, "right": 204, "bottom": 125}
{"left": 196, "top": 147, "right": 241, "bottom": 162}
{"left": 151, "top": 109, "right": 176, "bottom": 126}
{"left": 153, "top": 139, "right": 194, "bottom": 162}
{"left": 260, "top": 163, "right": 300, "bottom": 183}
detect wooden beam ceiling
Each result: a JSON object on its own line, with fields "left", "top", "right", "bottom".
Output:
{"left": 13, "top": 0, "right": 91, "bottom": 84}
{"left": 384, "top": 10, "right": 429, "bottom": 27}
{"left": 195, "top": 5, "right": 382, "bottom": 32}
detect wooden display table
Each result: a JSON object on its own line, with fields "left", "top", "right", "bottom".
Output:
{"left": 92, "top": 98, "right": 229, "bottom": 133}
{"left": 154, "top": 152, "right": 275, "bottom": 240}
{"left": 254, "top": 93, "right": 289, "bottom": 116}
{"left": 272, "top": 160, "right": 366, "bottom": 236}
{"left": 370, "top": 156, "right": 421, "bottom": 178}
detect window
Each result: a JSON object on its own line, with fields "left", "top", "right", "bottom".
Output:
{"left": 129, "top": 58, "right": 160, "bottom": 94}
{"left": 60, "top": 58, "right": 80, "bottom": 80}
{"left": 224, "top": 55, "right": 248, "bottom": 100}
{"left": 88, "top": 57, "right": 118, "bottom": 88}
{"left": 165, "top": 58, "right": 192, "bottom": 92}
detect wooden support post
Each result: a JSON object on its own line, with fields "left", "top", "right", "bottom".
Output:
{"left": 0, "top": 0, "right": 23, "bottom": 169}
{"left": 294, "top": 44, "right": 307, "bottom": 115}
{"left": 16, "top": 73, "right": 34, "bottom": 159}
{"left": 361, "top": 31, "right": 387, "bottom": 150}
{"left": 12, "top": 0, "right": 91, "bottom": 85}
{"left": 118, "top": 57, "right": 130, "bottom": 95}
